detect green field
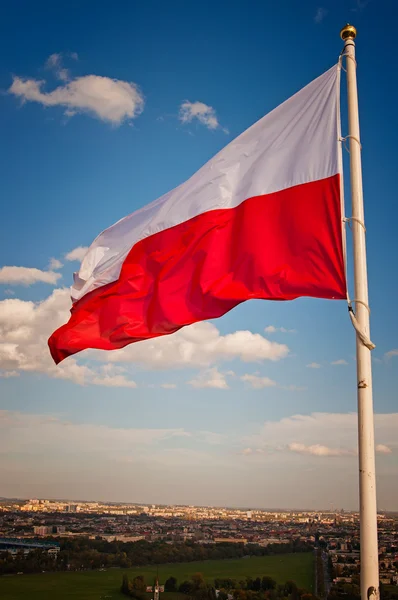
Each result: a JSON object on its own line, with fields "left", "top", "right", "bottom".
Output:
{"left": 0, "top": 553, "right": 314, "bottom": 600}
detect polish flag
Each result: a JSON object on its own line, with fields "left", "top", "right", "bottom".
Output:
{"left": 49, "top": 65, "right": 345, "bottom": 364}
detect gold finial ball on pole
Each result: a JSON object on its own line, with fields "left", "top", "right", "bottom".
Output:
{"left": 340, "top": 24, "right": 357, "bottom": 41}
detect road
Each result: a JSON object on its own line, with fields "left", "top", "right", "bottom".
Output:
{"left": 322, "top": 550, "right": 332, "bottom": 597}
{"left": 314, "top": 546, "right": 331, "bottom": 599}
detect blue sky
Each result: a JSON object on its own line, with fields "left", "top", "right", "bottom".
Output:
{"left": 0, "top": 0, "right": 397, "bottom": 510}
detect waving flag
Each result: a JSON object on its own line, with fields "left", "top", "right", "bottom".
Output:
{"left": 49, "top": 65, "right": 345, "bottom": 364}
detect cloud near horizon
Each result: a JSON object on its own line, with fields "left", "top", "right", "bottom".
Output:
{"left": 1, "top": 409, "right": 396, "bottom": 507}
{"left": 0, "top": 410, "right": 190, "bottom": 459}
{"left": 244, "top": 412, "right": 397, "bottom": 459}
{"left": 288, "top": 442, "right": 354, "bottom": 457}
{"left": 2, "top": 410, "right": 395, "bottom": 464}
{"left": 376, "top": 444, "right": 392, "bottom": 454}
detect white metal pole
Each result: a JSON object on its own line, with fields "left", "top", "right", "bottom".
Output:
{"left": 340, "top": 24, "right": 379, "bottom": 600}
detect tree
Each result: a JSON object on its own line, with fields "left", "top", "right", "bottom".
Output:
{"left": 234, "top": 590, "right": 248, "bottom": 600}
{"left": 125, "top": 575, "right": 146, "bottom": 600}
{"left": 165, "top": 577, "right": 178, "bottom": 592}
{"left": 180, "top": 580, "right": 195, "bottom": 595}
{"left": 192, "top": 573, "right": 206, "bottom": 591}
{"left": 262, "top": 577, "right": 277, "bottom": 591}
{"left": 215, "top": 579, "right": 236, "bottom": 591}
{"left": 245, "top": 578, "right": 254, "bottom": 591}
{"left": 121, "top": 574, "right": 131, "bottom": 596}
{"left": 132, "top": 576, "right": 146, "bottom": 592}
{"left": 253, "top": 578, "right": 262, "bottom": 592}
{"left": 284, "top": 581, "right": 298, "bottom": 596}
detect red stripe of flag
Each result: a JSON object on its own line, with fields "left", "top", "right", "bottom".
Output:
{"left": 49, "top": 175, "right": 345, "bottom": 364}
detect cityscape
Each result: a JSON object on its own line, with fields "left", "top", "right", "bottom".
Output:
{"left": 1, "top": 497, "right": 398, "bottom": 597}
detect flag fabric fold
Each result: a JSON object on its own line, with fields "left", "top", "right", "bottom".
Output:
{"left": 49, "top": 65, "right": 346, "bottom": 364}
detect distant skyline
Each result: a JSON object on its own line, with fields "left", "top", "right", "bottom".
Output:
{"left": 1, "top": 0, "right": 397, "bottom": 510}
{"left": 0, "top": 496, "right": 387, "bottom": 514}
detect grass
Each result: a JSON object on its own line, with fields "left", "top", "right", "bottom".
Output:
{"left": 0, "top": 553, "right": 314, "bottom": 600}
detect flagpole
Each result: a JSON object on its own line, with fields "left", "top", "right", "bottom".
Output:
{"left": 340, "top": 24, "right": 379, "bottom": 600}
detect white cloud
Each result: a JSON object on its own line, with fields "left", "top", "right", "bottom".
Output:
{"left": 0, "top": 410, "right": 189, "bottom": 460}
{"left": 197, "top": 431, "right": 226, "bottom": 445}
{"left": 314, "top": 7, "right": 328, "bottom": 23}
{"left": 238, "top": 447, "right": 266, "bottom": 457}
{"left": 45, "top": 52, "right": 79, "bottom": 82}
{"left": 246, "top": 412, "right": 398, "bottom": 459}
{"left": 92, "top": 375, "right": 137, "bottom": 388}
{"left": 65, "top": 246, "right": 88, "bottom": 262}
{"left": 385, "top": 349, "right": 398, "bottom": 359}
{"left": 331, "top": 359, "right": 348, "bottom": 366}
{"left": 0, "top": 266, "right": 61, "bottom": 286}
{"left": 351, "top": 0, "right": 371, "bottom": 12}
{"left": 0, "top": 411, "right": 231, "bottom": 503}
{"left": 0, "top": 290, "right": 137, "bottom": 387}
{"left": 241, "top": 448, "right": 253, "bottom": 455}
{"left": 160, "top": 383, "right": 177, "bottom": 389}
{"left": 9, "top": 70, "right": 144, "bottom": 125}
{"left": 188, "top": 367, "right": 229, "bottom": 389}
{"left": 307, "top": 362, "right": 321, "bottom": 369}
{"left": 51, "top": 360, "right": 94, "bottom": 386}
{"left": 148, "top": 447, "right": 215, "bottom": 468}
{"left": 0, "top": 409, "right": 396, "bottom": 507}
{"left": 265, "top": 326, "right": 296, "bottom": 334}
{"left": 0, "top": 370, "right": 20, "bottom": 379}
{"left": 376, "top": 444, "right": 392, "bottom": 454}
{"left": 264, "top": 325, "right": 277, "bottom": 334}
{"left": 49, "top": 258, "right": 63, "bottom": 270}
{"left": 179, "top": 101, "right": 222, "bottom": 130}
{"left": 241, "top": 374, "right": 277, "bottom": 389}
{"left": 46, "top": 53, "right": 62, "bottom": 69}
{"left": 288, "top": 442, "right": 354, "bottom": 457}
{"left": 103, "top": 321, "right": 289, "bottom": 369}
{"left": 91, "top": 365, "right": 137, "bottom": 388}
{"left": 281, "top": 385, "right": 307, "bottom": 392}
{"left": 45, "top": 53, "right": 69, "bottom": 82}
